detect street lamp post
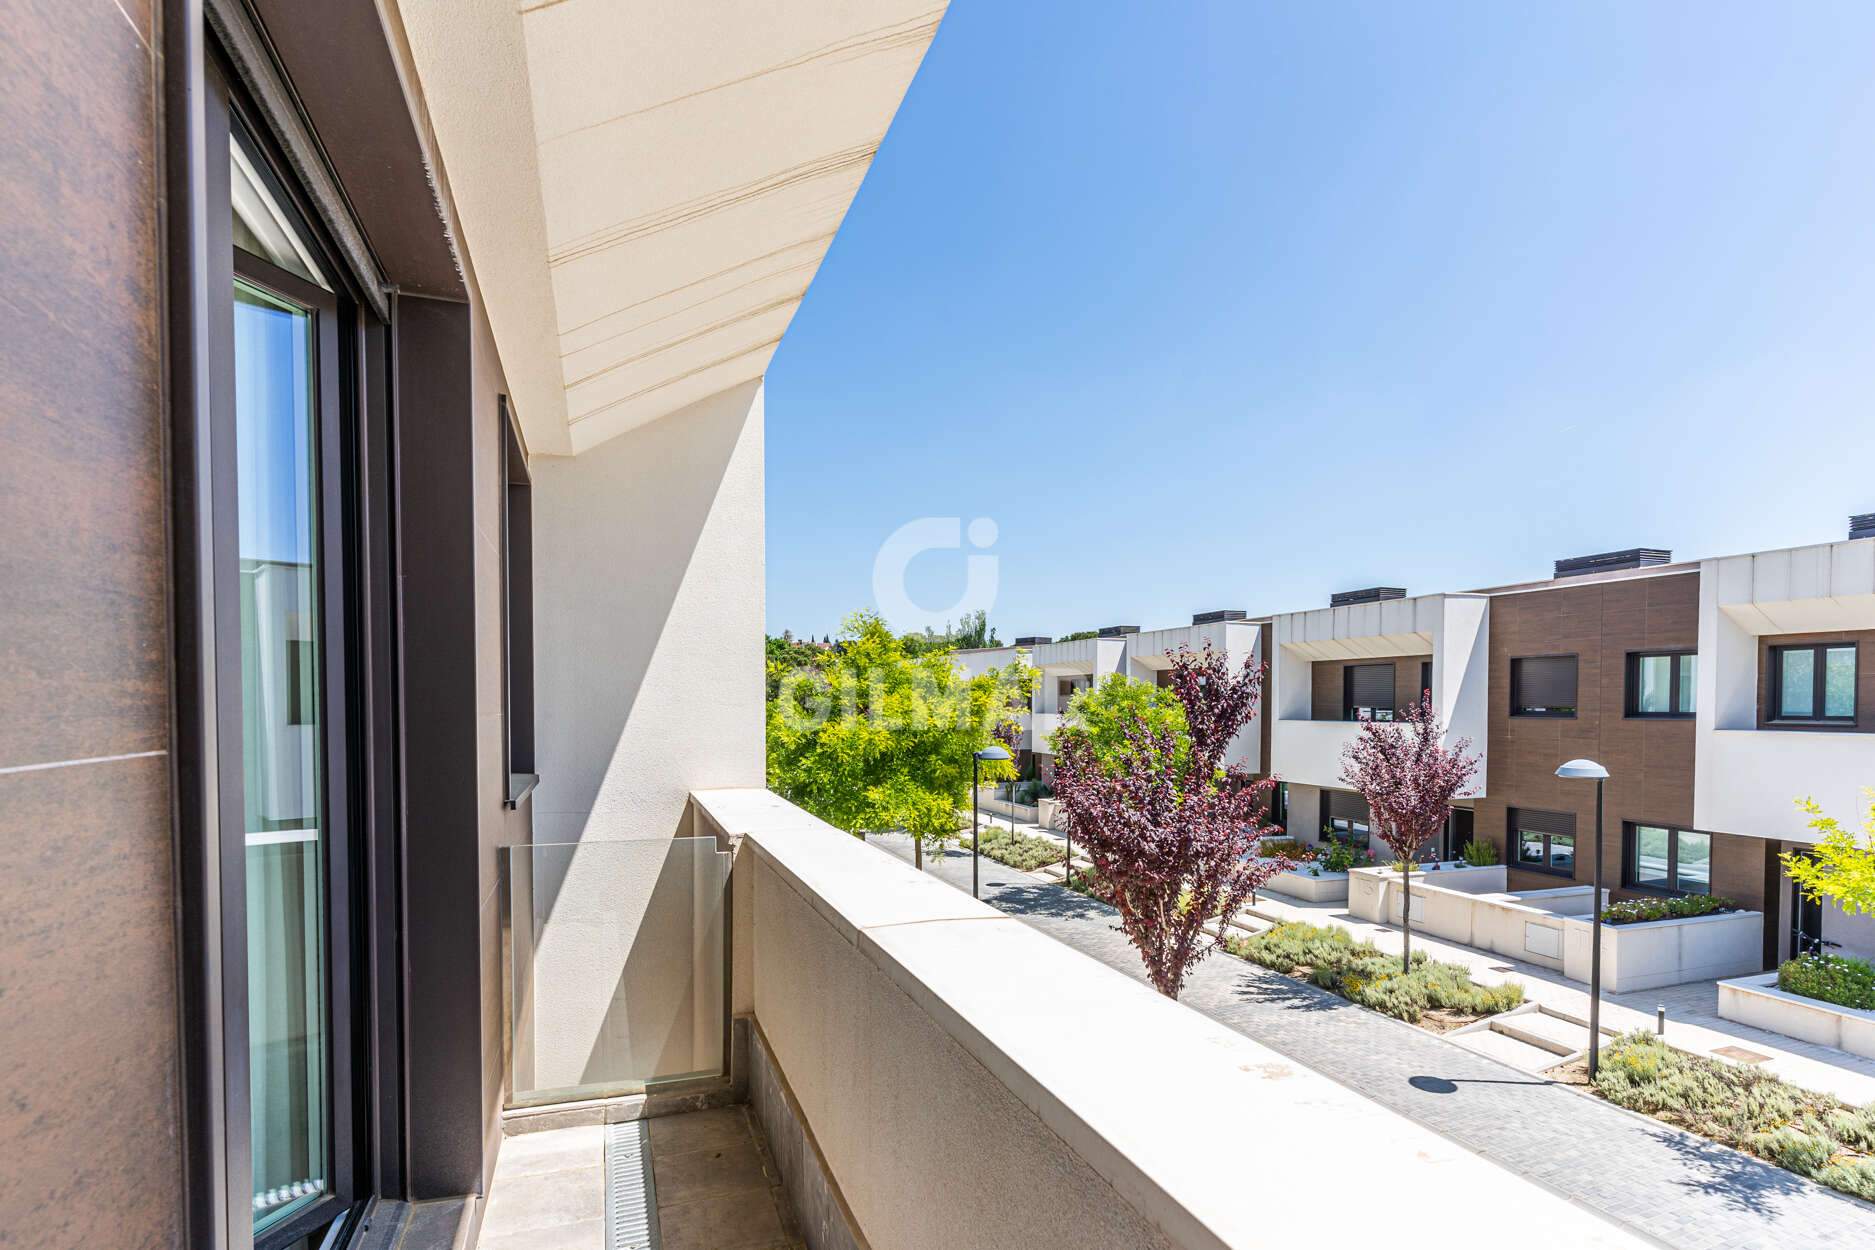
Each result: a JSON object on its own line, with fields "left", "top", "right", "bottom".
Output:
{"left": 973, "top": 745, "right": 1011, "bottom": 900}
{"left": 1556, "top": 758, "right": 1611, "bottom": 1077}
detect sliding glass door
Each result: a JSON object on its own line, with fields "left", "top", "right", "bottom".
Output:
{"left": 233, "top": 273, "right": 330, "bottom": 1238}
{"left": 214, "top": 85, "right": 362, "bottom": 1248}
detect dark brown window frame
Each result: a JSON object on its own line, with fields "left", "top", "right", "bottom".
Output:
{"left": 1342, "top": 661, "right": 1398, "bottom": 722}
{"left": 1509, "top": 807, "right": 1577, "bottom": 876}
{"left": 1768, "top": 642, "right": 1858, "bottom": 726}
{"left": 500, "top": 398, "right": 537, "bottom": 806}
{"left": 1509, "top": 653, "right": 1579, "bottom": 718}
{"left": 1621, "top": 821, "right": 1713, "bottom": 897}
{"left": 1624, "top": 648, "right": 1696, "bottom": 719}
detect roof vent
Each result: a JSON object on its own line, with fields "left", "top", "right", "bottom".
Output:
{"left": 1851, "top": 514, "right": 1875, "bottom": 541}
{"left": 1013, "top": 635, "right": 1052, "bottom": 647}
{"left": 1329, "top": 587, "right": 1406, "bottom": 608}
{"left": 1097, "top": 624, "right": 1140, "bottom": 638}
{"left": 1192, "top": 609, "right": 1247, "bottom": 625}
{"left": 1554, "top": 548, "right": 1670, "bottom": 579}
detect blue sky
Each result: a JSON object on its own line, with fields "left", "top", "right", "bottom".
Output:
{"left": 764, "top": 1, "right": 1875, "bottom": 641}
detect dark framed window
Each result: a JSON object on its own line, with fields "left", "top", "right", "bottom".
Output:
{"left": 501, "top": 400, "right": 536, "bottom": 806}
{"left": 1624, "top": 823, "right": 1711, "bottom": 895}
{"left": 1322, "top": 790, "right": 1372, "bottom": 848}
{"left": 1420, "top": 660, "right": 1433, "bottom": 704}
{"left": 1770, "top": 643, "right": 1857, "bottom": 724}
{"left": 1626, "top": 650, "right": 1696, "bottom": 718}
{"left": 1510, "top": 655, "right": 1577, "bottom": 717}
{"left": 1510, "top": 806, "right": 1576, "bottom": 875}
{"left": 192, "top": 45, "right": 379, "bottom": 1250}
{"left": 1343, "top": 662, "right": 1397, "bottom": 722}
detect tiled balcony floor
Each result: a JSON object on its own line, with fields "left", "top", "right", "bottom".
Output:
{"left": 478, "top": 1107, "right": 803, "bottom": 1250}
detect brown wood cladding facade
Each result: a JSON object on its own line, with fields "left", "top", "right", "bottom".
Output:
{"left": 0, "top": 0, "right": 186, "bottom": 1244}
{"left": 1309, "top": 654, "right": 1434, "bottom": 721}
{"left": 1471, "top": 572, "right": 1773, "bottom": 906}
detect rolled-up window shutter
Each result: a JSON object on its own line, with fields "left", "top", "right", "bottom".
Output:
{"left": 1509, "top": 806, "right": 1575, "bottom": 837}
{"left": 1347, "top": 663, "right": 1395, "bottom": 712}
{"left": 1513, "top": 656, "right": 1577, "bottom": 712}
{"left": 1329, "top": 790, "right": 1371, "bottom": 823}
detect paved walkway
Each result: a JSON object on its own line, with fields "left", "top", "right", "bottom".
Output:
{"left": 986, "top": 817, "right": 1875, "bottom": 1102}
{"left": 875, "top": 833, "right": 1875, "bottom": 1250}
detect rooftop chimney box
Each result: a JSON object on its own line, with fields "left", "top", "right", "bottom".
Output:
{"left": 1851, "top": 514, "right": 1875, "bottom": 541}
{"left": 1329, "top": 587, "right": 1406, "bottom": 608}
{"left": 1192, "top": 609, "right": 1248, "bottom": 625}
{"left": 1553, "top": 548, "right": 1670, "bottom": 579}
{"left": 1097, "top": 624, "right": 1141, "bottom": 638}
{"left": 1013, "top": 635, "right": 1052, "bottom": 647}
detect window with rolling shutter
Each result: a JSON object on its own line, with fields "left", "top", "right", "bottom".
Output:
{"left": 1511, "top": 655, "right": 1577, "bottom": 717}
{"left": 1509, "top": 807, "right": 1577, "bottom": 875}
{"left": 1343, "top": 662, "right": 1396, "bottom": 721}
{"left": 1509, "top": 806, "right": 1575, "bottom": 837}
{"left": 1320, "top": 790, "right": 1373, "bottom": 849}
{"left": 1328, "top": 790, "right": 1371, "bottom": 822}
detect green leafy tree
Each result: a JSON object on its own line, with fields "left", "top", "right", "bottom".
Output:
{"left": 1783, "top": 790, "right": 1875, "bottom": 916}
{"left": 1049, "top": 673, "right": 1188, "bottom": 768}
{"left": 1056, "top": 629, "right": 1098, "bottom": 643}
{"left": 951, "top": 608, "right": 999, "bottom": 649}
{"left": 765, "top": 632, "right": 824, "bottom": 698}
{"left": 767, "top": 610, "right": 1029, "bottom": 866}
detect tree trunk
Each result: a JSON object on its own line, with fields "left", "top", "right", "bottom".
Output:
{"left": 1400, "top": 863, "right": 1412, "bottom": 966}
{"left": 914, "top": 836, "right": 923, "bottom": 870}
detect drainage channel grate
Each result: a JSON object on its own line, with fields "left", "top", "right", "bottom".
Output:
{"left": 605, "top": 1120, "right": 660, "bottom": 1250}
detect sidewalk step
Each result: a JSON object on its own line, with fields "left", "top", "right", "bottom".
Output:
{"left": 1450, "top": 1026, "right": 1570, "bottom": 1071}
{"left": 1491, "top": 1010, "right": 1591, "bottom": 1057}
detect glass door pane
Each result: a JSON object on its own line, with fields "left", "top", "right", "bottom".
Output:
{"left": 235, "top": 278, "right": 329, "bottom": 1235}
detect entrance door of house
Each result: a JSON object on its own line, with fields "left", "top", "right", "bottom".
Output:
{"left": 1446, "top": 808, "right": 1475, "bottom": 862}
{"left": 1792, "top": 870, "right": 1827, "bottom": 956}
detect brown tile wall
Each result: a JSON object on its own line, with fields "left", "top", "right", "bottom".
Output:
{"left": 0, "top": 0, "right": 182, "bottom": 1243}
{"left": 1309, "top": 655, "right": 1433, "bottom": 720}
{"left": 1472, "top": 574, "right": 1759, "bottom": 904}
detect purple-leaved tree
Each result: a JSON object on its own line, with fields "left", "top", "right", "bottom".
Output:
{"left": 1339, "top": 693, "right": 1480, "bottom": 965}
{"left": 1053, "top": 644, "right": 1290, "bottom": 998}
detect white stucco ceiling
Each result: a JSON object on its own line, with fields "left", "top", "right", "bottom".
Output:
{"left": 392, "top": 0, "right": 946, "bottom": 456}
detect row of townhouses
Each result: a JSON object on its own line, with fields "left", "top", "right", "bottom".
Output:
{"left": 958, "top": 526, "right": 1875, "bottom": 969}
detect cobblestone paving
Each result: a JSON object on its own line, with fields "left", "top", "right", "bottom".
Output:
{"left": 872, "top": 835, "right": 1875, "bottom": 1250}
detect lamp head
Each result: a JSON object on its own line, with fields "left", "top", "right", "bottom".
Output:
{"left": 1554, "top": 758, "right": 1609, "bottom": 780}
{"left": 975, "top": 745, "right": 1012, "bottom": 762}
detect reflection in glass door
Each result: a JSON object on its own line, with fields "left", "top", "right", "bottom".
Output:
{"left": 234, "top": 276, "right": 329, "bottom": 1237}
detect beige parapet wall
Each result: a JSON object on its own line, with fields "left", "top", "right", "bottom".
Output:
{"left": 691, "top": 788, "right": 1651, "bottom": 1250}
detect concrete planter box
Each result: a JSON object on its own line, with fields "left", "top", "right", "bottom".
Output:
{"left": 1563, "top": 909, "right": 1763, "bottom": 993}
{"left": 1264, "top": 867, "right": 1349, "bottom": 903}
{"left": 1348, "top": 864, "right": 1506, "bottom": 925}
{"left": 974, "top": 790, "right": 1039, "bottom": 825}
{"left": 1038, "top": 797, "right": 1060, "bottom": 830}
{"left": 1718, "top": 972, "right": 1875, "bottom": 1058}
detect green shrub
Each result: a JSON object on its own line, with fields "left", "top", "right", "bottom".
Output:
{"left": 1779, "top": 952, "right": 1875, "bottom": 1010}
{"left": 973, "top": 825, "right": 1066, "bottom": 872}
{"left": 1592, "top": 1032, "right": 1875, "bottom": 1204}
{"left": 1599, "top": 894, "right": 1737, "bottom": 925}
{"left": 1256, "top": 837, "right": 1308, "bottom": 860}
{"left": 1819, "top": 1157, "right": 1875, "bottom": 1202}
{"left": 1224, "top": 922, "right": 1522, "bottom": 1024}
{"left": 1749, "top": 1126, "right": 1835, "bottom": 1177}
{"left": 1322, "top": 839, "right": 1376, "bottom": 872}
{"left": 1460, "top": 839, "right": 1500, "bottom": 867}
